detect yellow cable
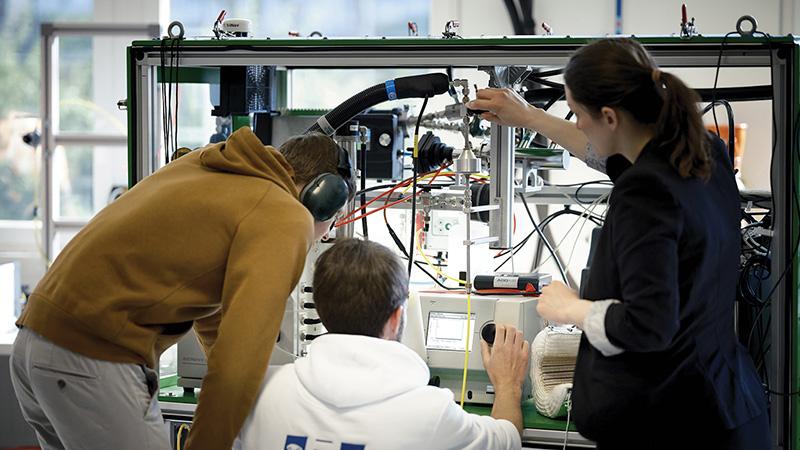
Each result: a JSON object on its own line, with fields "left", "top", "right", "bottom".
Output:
{"left": 400, "top": 170, "right": 442, "bottom": 195}
{"left": 459, "top": 289, "right": 472, "bottom": 407}
{"left": 413, "top": 133, "right": 420, "bottom": 158}
{"left": 176, "top": 423, "right": 190, "bottom": 450}
{"left": 413, "top": 228, "right": 471, "bottom": 406}
{"left": 415, "top": 228, "right": 466, "bottom": 284}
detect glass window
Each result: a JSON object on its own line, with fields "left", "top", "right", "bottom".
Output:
{"left": 52, "top": 145, "right": 127, "bottom": 220}
{"left": 0, "top": 0, "right": 94, "bottom": 221}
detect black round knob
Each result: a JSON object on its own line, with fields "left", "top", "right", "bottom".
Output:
{"left": 481, "top": 322, "right": 496, "bottom": 346}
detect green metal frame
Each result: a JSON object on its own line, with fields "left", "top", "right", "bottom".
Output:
{"left": 130, "top": 34, "right": 797, "bottom": 48}
{"left": 127, "top": 34, "right": 800, "bottom": 448}
{"left": 792, "top": 41, "right": 800, "bottom": 450}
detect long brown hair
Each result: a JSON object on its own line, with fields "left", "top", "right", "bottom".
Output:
{"left": 564, "top": 38, "right": 712, "bottom": 180}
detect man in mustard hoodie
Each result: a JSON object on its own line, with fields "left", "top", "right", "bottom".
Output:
{"left": 9, "top": 127, "right": 355, "bottom": 450}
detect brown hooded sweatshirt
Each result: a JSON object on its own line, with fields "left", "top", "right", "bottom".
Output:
{"left": 17, "top": 126, "right": 314, "bottom": 450}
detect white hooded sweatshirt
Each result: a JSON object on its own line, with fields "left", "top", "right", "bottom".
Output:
{"left": 238, "top": 334, "right": 521, "bottom": 450}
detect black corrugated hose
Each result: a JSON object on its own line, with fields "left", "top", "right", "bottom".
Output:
{"left": 306, "top": 73, "right": 450, "bottom": 135}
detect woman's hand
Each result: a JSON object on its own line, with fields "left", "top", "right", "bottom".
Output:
{"left": 537, "top": 281, "right": 592, "bottom": 325}
{"left": 468, "top": 88, "right": 594, "bottom": 163}
{"left": 467, "top": 88, "right": 542, "bottom": 129}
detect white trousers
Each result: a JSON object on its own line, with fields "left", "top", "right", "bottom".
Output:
{"left": 10, "top": 327, "right": 171, "bottom": 450}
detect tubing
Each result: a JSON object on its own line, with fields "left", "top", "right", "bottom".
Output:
{"left": 307, "top": 73, "right": 450, "bottom": 135}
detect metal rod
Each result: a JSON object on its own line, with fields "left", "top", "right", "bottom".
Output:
{"left": 489, "top": 124, "right": 514, "bottom": 249}
{"left": 41, "top": 32, "right": 56, "bottom": 262}
{"left": 53, "top": 220, "right": 90, "bottom": 229}
{"left": 467, "top": 204, "right": 500, "bottom": 213}
{"left": 136, "top": 48, "right": 774, "bottom": 69}
{"left": 54, "top": 134, "right": 128, "bottom": 146}
{"left": 463, "top": 236, "right": 500, "bottom": 246}
{"left": 42, "top": 23, "right": 160, "bottom": 37}
{"left": 465, "top": 183, "right": 472, "bottom": 293}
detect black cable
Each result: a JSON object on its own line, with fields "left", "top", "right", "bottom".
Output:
{"left": 766, "top": 387, "right": 800, "bottom": 397}
{"left": 745, "top": 102, "right": 800, "bottom": 370}
{"left": 159, "top": 38, "right": 169, "bottom": 166}
{"left": 494, "top": 206, "right": 604, "bottom": 259}
{"left": 353, "top": 182, "right": 453, "bottom": 199}
{"left": 712, "top": 31, "right": 797, "bottom": 401}
{"left": 574, "top": 181, "right": 612, "bottom": 205}
{"left": 701, "top": 99, "right": 735, "bottom": 166}
{"left": 408, "top": 96, "right": 429, "bottom": 276}
{"left": 173, "top": 37, "right": 180, "bottom": 155}
{"left": 384, "top": 213, "right": 455, "bottom": 290}
{"left": 354, "top": 184, "right": 397, "bottom": 196}
{"left": 166, "top": 39, "right": 174, "bottom": 164}
{"left": 520, "top": 0, "right": 535, "bottom": 34}
{"left": 516, "top": 192, "right": 568, "bottom": 283}
{"left": 739, "top": 256, "right": 770, "bottom": 307}
{"left": 541, "top": 92, "right": 564, "bottom": 112}
{"left": 711, "top": 32, "right": 737, "bottom": 141}
{"left": 545, "top": 180, "right": 613, "bottom": 188}
{"left": 525, "top": 76, "right": 564, "bottom": 90}
{"left": 495, "top": 205, "right": 604, "bottom": 271}
{"left": 359, "top": 140, "right": 368, "bottom": 239}
{"left": 531, "top": 67, "right": 564, "bottom": 78}
{"left": 503, "top": 0, "right": 524, "bottom": 35}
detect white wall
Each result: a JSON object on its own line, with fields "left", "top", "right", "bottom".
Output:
{"left": 92, "top": 0, "right": 167, "bottom": 211}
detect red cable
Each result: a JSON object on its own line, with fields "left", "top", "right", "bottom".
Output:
{"left": 336, "top": 190, "right": 424, "bottom": 227}
{"left": 338, "top": 165, "right": 450, "bottom": 228}
{"left": 339, "top": 179, "right": 414, "bottom": 227}
{"left": 338, "top": 178, "right": 409, "bottom": 222}
{"left": 338, "top": 165, "right": 447, "bottom": 223}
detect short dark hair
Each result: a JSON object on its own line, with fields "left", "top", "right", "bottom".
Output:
{"left": 313, "top": 239, "right": 408, "bottom": 338}
{"left": 279, "top": 132, "right": 356, "bottom": 199}
{"left": 564, "top": 38, "right": 712, "bottom": 180}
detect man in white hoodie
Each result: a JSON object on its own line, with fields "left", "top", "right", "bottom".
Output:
{"left": 239, "top": 239, "right": 530, "bottom": 450}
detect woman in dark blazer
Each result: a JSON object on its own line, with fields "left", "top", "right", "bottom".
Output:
{"left": 469, "top": 38, "right": 769, "bottom": 450}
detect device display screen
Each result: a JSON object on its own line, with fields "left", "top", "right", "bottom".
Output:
{"left": 426, "top": 311, "right": 476, "bottom": 351}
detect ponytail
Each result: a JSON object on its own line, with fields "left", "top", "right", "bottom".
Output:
{"left": 565, "top": 38, "right": 712, "bottom": 180}
{"left": 658, "top": 72, "right": 712, "bottom": 180}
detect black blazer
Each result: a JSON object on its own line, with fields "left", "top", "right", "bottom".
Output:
{"left": 573, "top": 135, "right": 766, "bottom": 444}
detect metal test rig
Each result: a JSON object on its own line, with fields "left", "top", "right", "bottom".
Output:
{"left": 125, "top": 32, "right": 800, "bottom": 448}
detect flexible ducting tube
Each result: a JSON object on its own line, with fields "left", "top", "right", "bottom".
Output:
{"left": 306, "top": 73, "right": 450, "bottom": 135}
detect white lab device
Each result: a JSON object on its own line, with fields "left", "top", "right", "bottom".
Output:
{"left": 177, "top": 243, "right": 330, "bottom": 390}
{"left": 418, "top": 292, "right": 543, "bottom": 404}
{"left": 176, "top": 292, "right": 299, "bottom": 389}
{"left": 222, "top": 19, "right": 252, "bottom": 37}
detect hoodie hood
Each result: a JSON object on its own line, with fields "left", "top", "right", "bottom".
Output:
{"left": 295, "top": 334, "right": 430, "bottom": 408}
{"left": 199, "top": 126, "right": 299, "bottom": 197}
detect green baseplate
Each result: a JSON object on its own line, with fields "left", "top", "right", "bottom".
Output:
{"left": 157, "top": 375, "right": 576, "bottom": 432}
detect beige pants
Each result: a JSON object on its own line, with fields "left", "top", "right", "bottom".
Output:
{"left": 9, "top": 327, "right": 171, "bottom": 450}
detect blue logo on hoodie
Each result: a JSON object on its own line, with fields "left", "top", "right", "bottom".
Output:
{"left": 284, "top": 435, "right": 307, "bottom": 450}
{"left": 341, "top": 444, "right": 365, "bottom": 450}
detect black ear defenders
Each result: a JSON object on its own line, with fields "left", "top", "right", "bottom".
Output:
{"left": 299, "top": 145, "right": 352, "bottom": 222}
